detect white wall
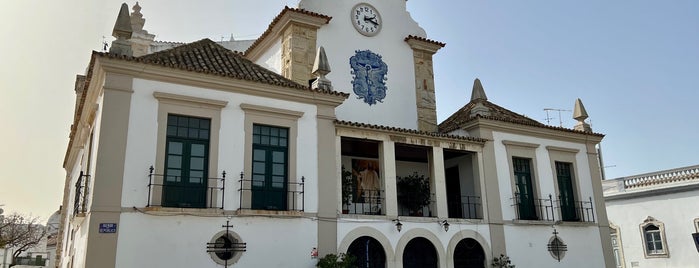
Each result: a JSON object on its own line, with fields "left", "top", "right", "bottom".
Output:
{"left": 299, "top": 0, "right": 427, "bottom": 129}
{"left": 115, "top": 213, "right": 318, "bottom": 268}
{"left": 255, "top": 38, "right": 282, "bottom": 74}
{"left": 121, "top": 78, "right": 320, "bottom": 212}
{"left": 491, "top": 131, "right": 595, "bottom": 222}
{"left": 504, "top": 225, "right": 605, "bottom": 268}
{"left": 606, "top": 190, "right": 699, "bottom": 268}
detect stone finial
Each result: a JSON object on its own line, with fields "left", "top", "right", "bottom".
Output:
{"left": 469, "top": 78, "right": 490, "bottom": 117}
{"left": 113, "top": 3, "right": 133, "bottom": 40}
{"left": 109, "top": 3, "right": 133, "bottom": 56}
{"left": 130, "top": 2, "right": 145, "bottom": 32}
{"left": 470, "top": 78, "right": 488, "bottom": 101}
{"left": 573, "top": 98, "right": 592, "bottom": 132}
{"left": 311, "top": 46, "right": 333, "bottom": 91}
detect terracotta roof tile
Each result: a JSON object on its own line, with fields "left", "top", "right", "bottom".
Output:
{"left": 137, "top": 38, "right": 309, "bottom": 89}
{"left": 244, "top": 6, "right": 332, "bottom": 56}
{"left": 336, "top": 120, "right": 488, "bottom": 143}
{"left": 404, "top": 35, "right": 446, "bottom": 47}
{"left": 438, "top": 99, "right": 604, "bottom": 137}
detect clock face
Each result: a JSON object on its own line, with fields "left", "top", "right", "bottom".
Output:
{"left": 351, "top": 3, "right": 381, "bottom": 37}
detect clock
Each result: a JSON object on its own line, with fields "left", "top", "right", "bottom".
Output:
{"left": 351, "top": 3, "right": 382, "bottom": 37}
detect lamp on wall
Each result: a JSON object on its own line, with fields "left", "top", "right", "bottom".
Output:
{"left": 393, "top": 219, "right": 403, "bottom": 232}
{"left": 440, "top": 220, "right": 450, "bottom": 232}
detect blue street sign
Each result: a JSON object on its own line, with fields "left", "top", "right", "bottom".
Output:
{"left": 99, "top": 223, "right": 117, "bottom": 233}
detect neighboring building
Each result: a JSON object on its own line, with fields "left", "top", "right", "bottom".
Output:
{"left": 57, "top": 1, "right": 614, "bottom": 267}
{"left": 0, "top": 209, "right": 59, "bottom": 268}
{"left": 603, "top": 165, "right": 699, "bottom": 268}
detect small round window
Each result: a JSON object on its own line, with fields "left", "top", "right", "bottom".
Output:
{"left": 208, "top": 231, "right": 244, "bottom": 265}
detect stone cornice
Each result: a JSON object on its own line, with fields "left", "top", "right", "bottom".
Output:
{"left": 96, "top": 57, "right": 347, "bottom": 107}
{"left": 245, "top": 7, "right": 332, "bottom": 61}
{"left": 405, "top": 35, "right": 445, "bottom": 54}
{"left": 335, "top": 121, "right": 486, "bottom": 151}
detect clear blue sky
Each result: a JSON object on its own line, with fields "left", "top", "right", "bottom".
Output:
{"left": 1, "top": 0, "right": 697, "bottom": 219}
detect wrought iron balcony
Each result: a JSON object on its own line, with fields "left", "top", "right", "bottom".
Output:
{"left": 343, "top": 189, "right": 384, "bottom": 215}
{"left": 556, "top": 196, "right": 595, "bottom": 223}
{"left": 512, "top": 193, "right": 555, "bottom": 221}
{"left": 398, "top": 194, "right": 435, "bottom": 217}
{"left": 13, "top": 256, "right": 47, "bottom": 266}
{"left": 147, "top": 166, "right": 226, "bottom": 209}
{"left": 73, "top": 171, "right": 90, "bottom": 217}
{"left": 447, "top": 195, "right": 483, "bottom": 219}
{"left": 238, "top": 174, "right": 305, "bottom": 212}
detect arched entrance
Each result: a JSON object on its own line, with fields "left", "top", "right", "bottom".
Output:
{"left": 453, "top": 238, "right": 485, "bottom": 268}
{"left": 347, "top": 236, "right": 386, "bottom": 268}
{"left": 403, "top": 237, "right": 438, "bottom": 268}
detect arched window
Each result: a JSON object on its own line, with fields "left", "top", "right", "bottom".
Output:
{"left": 403, "top": 237, "right": 438, "bottom": 268}
{"left": 453, "top": 238, "right": 485, "bottom": 268}
{"left": 347, "top": 236, "right": 386, "bottom": 268}
{"left": 639, "top": 216, "right": 668, "bottom": 258}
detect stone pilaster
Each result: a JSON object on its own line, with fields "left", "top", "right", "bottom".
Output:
{"left": 282, "top": 23, "right": 318, "bottom": 86}
{"left": 405, "top": 36, "right": 445, "bottom": 132}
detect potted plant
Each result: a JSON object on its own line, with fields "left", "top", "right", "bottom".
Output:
{"left": 396, "top": 172, "right": 431, "bottom": 216}
{"left": 492, "top": 254, "right": 515, "bottom": 268}
{"left": 341, "top": 165, "right": 353, "bottom": 214}
{"left": 316, "top": 253, "right": 356, "bottom": 268}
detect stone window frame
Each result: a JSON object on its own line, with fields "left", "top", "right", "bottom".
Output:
{"left": 609, "top": 223, "right": 626, "bottom": 268}
{"left": 240, "top": 103, "right": 303, "bottom": 211}
{"left": 639, "top": 216, "right": 669, "bottom": 258}
{"left": 153, "top": 92, "right": 227, "bottom": 208}
{"left": 503, "top": 140, "right": 542, "bottom": 220}
{"left": 208, "top": 230, "right": 244, "bottom": 266}
{"left": 546, "top": 146, "right": 583, "bottom": 221}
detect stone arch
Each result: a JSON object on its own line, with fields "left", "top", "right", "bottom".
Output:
{"left": 338, "top": 226, "right": 395, "bottom": 266}
{"left": 446, "top": 230, "right": 491, "bottom": 268}
{"left": 395, "top": 228, "right": 446, "bottom": 268}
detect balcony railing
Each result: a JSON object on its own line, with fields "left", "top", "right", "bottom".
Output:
{"left": 73, "top": 171, "right": 90, "bottom": 216}
{"left": 398, "top": 194, "right": 435, "bottom": 217}
{"left": 238, "top": 175, "right": 305, "bottom": 211}
{"left": 13, "top": 256, "right": 47, "bottom": 266}
{"left": 343, "top": 189, "right": 383, "bottom": 215}
{"left": 147, "top": 166, "right": 226, "bottom": 209}
{"left": 512, "top": 193, "right": 555, "bottom": 221}
{"left": 557, "top": 196, "right": 595, "bottom": 223}
{"left": 448, "top": 195, "right": 482, "bottom": 219}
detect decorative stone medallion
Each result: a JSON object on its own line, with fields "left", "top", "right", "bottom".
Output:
{"left": 350, "top": 50, "right": 388, "bottom": 105}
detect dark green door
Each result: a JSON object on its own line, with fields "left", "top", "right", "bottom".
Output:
{"left": 163, "top": 115, "right": 209, "bottom": 208}
{"left": 556, "top": 162, "right": 578, "bottom": 221}
{"left": 251, "top": 125, "right": 288, "bottom": 210}
{"left": 513, "top": 157, "right": 537, "bottom": 220}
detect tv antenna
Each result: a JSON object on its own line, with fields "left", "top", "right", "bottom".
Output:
{"left": 543, "top": 108, "right": 572, "bottom": 127}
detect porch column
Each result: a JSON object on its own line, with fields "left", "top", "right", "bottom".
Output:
{"left": 382, "top": 141, "right": 398, "bottom": 217}
{"left": 431, "top": 147, "right": 448, "bottom": 218}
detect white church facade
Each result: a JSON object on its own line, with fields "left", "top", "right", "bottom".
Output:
{"left": 56, "top": 1, "right": 614, "bottom": 267}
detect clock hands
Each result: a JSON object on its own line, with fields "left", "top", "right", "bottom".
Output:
{"left": 363, "top": 15, "right": 379, "bottom": 26}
